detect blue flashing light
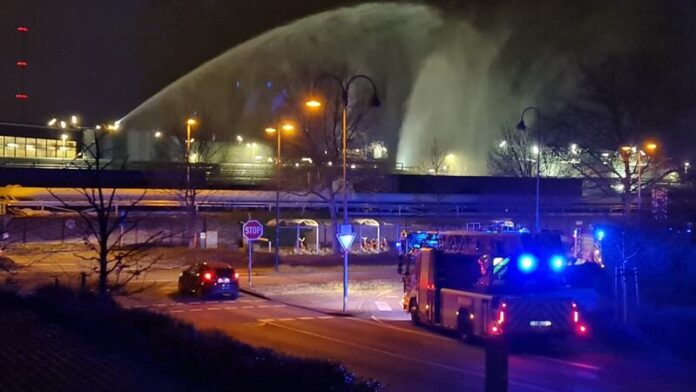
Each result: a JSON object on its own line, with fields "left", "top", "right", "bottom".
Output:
{"left": 549, "top": 255, "right": 566, "bottom": 272}
{"left": 517, "top": 253, "right": 538, "bottom": 273}
{"left": 595, "top": 229, "right": 606, "bottom": 242}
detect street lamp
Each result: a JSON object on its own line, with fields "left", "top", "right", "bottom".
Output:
{"left": 264, "top": 122, "right": 295, "bottom": 272}
{"left": 185, "top": 118, "right": 197, "bottom": 225}
{"left": 516, "top": 106, "right": 542, "bottom": 233}
{"left": 619, "top": 141, "right": 658, "bottom": 215}
{"left": 305, "top": 73, "right": 381, "bottom": 312}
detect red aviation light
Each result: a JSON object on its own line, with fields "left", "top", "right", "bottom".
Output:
{"left": 17, "top": 26, "right": 29, "bottom": 32}
{"left": 15, "top": 93, "right": 28, "bottom": 100}
{"left": 16, "top": 60, "right": 28, "bottom": 68}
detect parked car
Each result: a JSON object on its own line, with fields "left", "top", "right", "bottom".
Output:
{"left": 178, "top": 261, "right": 240, "bottom": 299}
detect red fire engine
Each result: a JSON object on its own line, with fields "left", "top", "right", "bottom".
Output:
{"left": 402, "top": 231, "right": 589, "bottom": 341}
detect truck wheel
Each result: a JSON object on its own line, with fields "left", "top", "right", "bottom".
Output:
{"left": 409, "top": 299, "right": 421, "bottom": 326}
{"left": 457, "top": 310, "right": 474, "bottom": 343}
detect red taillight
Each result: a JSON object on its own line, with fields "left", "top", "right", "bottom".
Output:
{"left": 234, "top": 272, "right": 239, "bottom": 280}
{"left": 490, "top": 324, "right": 501, "bottom": 334}
{"left": 203, "top": 272, "right": 213, "bottom": 281}
{"left": 578, "top": 324, "right": 588, "bottom": 334}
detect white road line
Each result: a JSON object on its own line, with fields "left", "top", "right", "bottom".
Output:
{"left": 317, "top": 316, "right": 334, "bottom": 320}
{"left": 206, "top": 307, "right": 221, "bottom": 311}
{"left": 265, "top": 321, "right": 553, "bottom": 392}
{"left": 257, "top": 305, "right": 271, "bottom": 308}
{"left": 223, "top": 306, "right": 238, "bottom": 310}
{"left": 170, "top": 310, "right": 184, "bottom": 313}
{"left": 258, "top": 319, "right": 274, "bottom": 323}
{"left": 374, "top": 301, "right": 392, "bottom": 311}
{"left": 524, "top": 355, "right": 601, "bottom": 371}
{"left": 278, "top": 318, "right": 295, "bottom": 321}
{"left": 188, "top": 308, "right": 203, "bottom": 312}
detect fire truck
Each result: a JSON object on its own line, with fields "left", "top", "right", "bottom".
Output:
{"left": 402, "top": 231, "right": 589, "bottom": 341}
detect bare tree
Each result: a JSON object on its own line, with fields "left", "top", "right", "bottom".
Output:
{"left": 548, "top": 55, "right": 679, "bottom": 218}
{"left": 488, "top": 126, "right": 574, "bottom": 177}
{"left": 48, "top": 128, "right": 168, "bottom": 296}
{"left": 154, "top": 115, "right": 220, "bottom": 247}
{"left": 281, "top": 73, "right": 379, "bottom": 253}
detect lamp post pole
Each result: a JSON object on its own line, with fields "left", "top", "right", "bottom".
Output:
{"left": 516, "top": 107, "right": 542, "bottom": 233}
{"left": 306, "top": 73, "right": 381, "bottom": 312}
{"left": 275, "top": 128, "right": 281, "bottom": 272}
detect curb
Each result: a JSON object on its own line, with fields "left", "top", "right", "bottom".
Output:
{"left": 239, "top": 287, "right": 270, "bottom": 300}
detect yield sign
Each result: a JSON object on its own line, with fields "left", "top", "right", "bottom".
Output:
{"left": 336, "top": 232, "right": 356, "bottom": 252}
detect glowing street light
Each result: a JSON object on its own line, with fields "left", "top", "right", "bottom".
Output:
{"left": 236, "top": 135, "right": 244, "bottom": 143}
{"left": 264, "top": 121, "right": 296, "bottom": 272}
{"left": 305, "top": 99, "right": 321, "bottom": 108}
{"left": 59, "top": 121, "right": 67, "bottom": 129}
{"left": 70, "top": 115, "right": 78, "bottom": 126}
{"left": 47, "top": 118, "right": 57, "bottom": 126}
{"left": 154, "top": 131, "right": 162, "bottom": 138}
{"left": 498, "top": 140, "right": 507, "bottom": 148}
{"left": 685, "top": 161, "right": 690, "bottom": 174}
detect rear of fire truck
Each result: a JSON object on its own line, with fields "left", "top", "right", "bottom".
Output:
{"left": 403, "top": 231, "right": 590, "bottom": 341}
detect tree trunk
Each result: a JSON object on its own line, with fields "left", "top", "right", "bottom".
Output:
{"left": 98, "top": 229, "right": 109, "bottom": 297}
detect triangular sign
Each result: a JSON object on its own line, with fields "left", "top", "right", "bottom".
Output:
{"left": 336, "top": 232, "right": 356, "bottom": 252}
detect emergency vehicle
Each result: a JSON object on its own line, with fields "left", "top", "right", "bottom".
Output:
{"left": 402, "top": 231, "right": 589, "bottom": 341}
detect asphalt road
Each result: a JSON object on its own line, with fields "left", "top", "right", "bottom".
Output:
{"left": 11, "top": 256, "right": 696, "bottom": 392}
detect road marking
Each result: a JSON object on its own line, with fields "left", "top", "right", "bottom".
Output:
{"left": 257, "top": 305, "right": 271, "bottom": 308}
{"left": 242, "top": 306, "right": 254, "bottom": 309}
{"left": 223, "top": 306, "right": 237, "bottom": 310}
{"left": 170, "top": 310, "right": 184, "bottom": 313}
{"left": 206, "top": 307, "right": 221, "bottom": 311}
{"left": 317, "top": 316, "right": 334, "bottom": 320}
{"left": 374, "top": 301, "right": 392, "bottom": 311}
{"left": 258, "top": 319, "right": 274, "bottom": 323}
{"left": 278, "top": 317, "right": 295, "bottom": 321}
{"left": 298, "top": 317, "right": 315, "bottom": 320}
{"left": 265, "top": 321, "right": 553, "bottom": 392}
{"left": 189, "top": 308, "right": 203, "bottom": 312}
{"left": 524, "top": 355, "right": 601, "bottom": 371}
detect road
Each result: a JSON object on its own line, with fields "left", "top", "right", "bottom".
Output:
{"left": 11, "top": 255, "right": 696, "bottom": 391}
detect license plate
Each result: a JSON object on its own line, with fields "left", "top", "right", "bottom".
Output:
{"left": 529, "top": 320, "right": 552, "bottom": 327}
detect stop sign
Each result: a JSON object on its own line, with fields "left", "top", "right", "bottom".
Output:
{"left": 243, "top": 220, "right": 264, "bottom": 241}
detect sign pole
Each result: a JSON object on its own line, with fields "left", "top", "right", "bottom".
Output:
{"left": 248, "top": 239, "right": 253, "bottom": 286}
{"left": 336, "top": 225, "right": 356, "bottom": 313}
{"left": 242, "top": 220, "right": 264, "bottom": 288}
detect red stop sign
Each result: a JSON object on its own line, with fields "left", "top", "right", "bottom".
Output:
{"left": 243, "top": 220, "right": 264, "bottom": 240}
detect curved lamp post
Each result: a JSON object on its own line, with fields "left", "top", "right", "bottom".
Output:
{"left": 516, "top": 106, "right": 542, "bottom": 233}
{"left": 305, "top": 73, "right": 380, "bottom": 312}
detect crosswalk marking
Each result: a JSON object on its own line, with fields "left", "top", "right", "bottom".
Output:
{"left": 375, "top": 301, "right": 392, "bottom": 311}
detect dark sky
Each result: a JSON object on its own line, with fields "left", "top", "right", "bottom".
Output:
{"left": 0, "top": 0, "right": 354, "bottom": 125}
{"left": 1, "top": 0, "right": 695, "bottom": 157}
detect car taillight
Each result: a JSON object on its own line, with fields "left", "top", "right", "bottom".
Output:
{"left": 578, "top": 324, "right": 588, "bottom": 334}
{"left": 204, "top": 272, "right": 213, "bottom": 281}
{"left": 234, "top": 272, "right": 239, "bottom": 280}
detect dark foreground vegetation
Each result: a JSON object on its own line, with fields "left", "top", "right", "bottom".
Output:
{"left": 0, "top": 285, "right": 379, "bottom": 392}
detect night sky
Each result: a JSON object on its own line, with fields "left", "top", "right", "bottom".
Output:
{"left": 1, "top": 0, "right": 696, "bottom": 156}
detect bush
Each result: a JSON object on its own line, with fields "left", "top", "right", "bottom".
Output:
{"left": 14, "top": 285, "right": 380, "bottom": 391}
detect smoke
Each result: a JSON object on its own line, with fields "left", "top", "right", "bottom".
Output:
{"left": 121, "top": 1, "right": 688, "bottom": 172}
